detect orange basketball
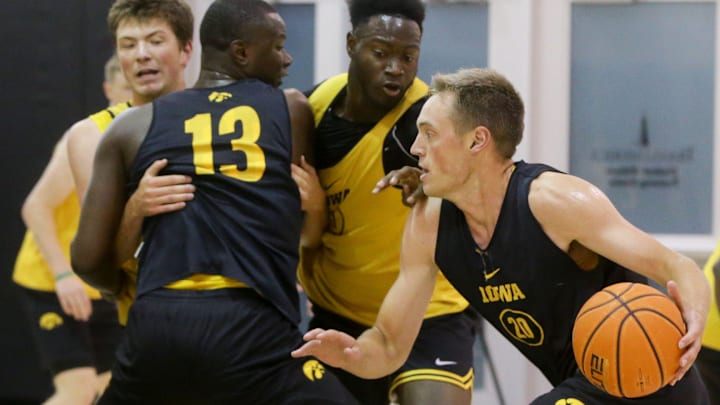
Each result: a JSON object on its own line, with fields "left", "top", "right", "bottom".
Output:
{"left": 572, "top": 282, "right": 686, "bottom": 398}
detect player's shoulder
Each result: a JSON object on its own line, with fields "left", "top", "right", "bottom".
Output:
{"left": 65, "top": 115, "right": 102, "bottom": 144}
{"left": 88, "top": 101, "right": 132, "bottom": 130}
{"left": 105, "top": 104, "right": 152, "bottom": 136}
{"left": 284, "top": 87, "right": 310, "bottom": 106}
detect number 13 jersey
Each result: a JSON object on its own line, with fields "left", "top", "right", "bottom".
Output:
{"left": 130, "top": 79, "right": 302, "bottom": 325}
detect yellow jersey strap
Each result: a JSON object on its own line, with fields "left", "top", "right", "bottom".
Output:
{"left": 702, "top": 243, "right": 720, "bottom": 349}
{"left": 308, "top": 73, "right": 429, "bottom": 131}
{"left": 89, "top": 101, "right": 132, "bottom": 132}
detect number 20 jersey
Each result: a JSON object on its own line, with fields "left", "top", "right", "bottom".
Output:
{"left": 129, "top": 79, "right": 302, "bottom": 325}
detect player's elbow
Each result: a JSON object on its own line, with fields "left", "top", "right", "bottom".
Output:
{"left": 70, "top": 239, "right": 118, "bottom": 295}
{"left": 70, "top": 238, "right": 103, "bottom": 277}
{"left": 20, "top": 194, "right": 40, "bottom": 227}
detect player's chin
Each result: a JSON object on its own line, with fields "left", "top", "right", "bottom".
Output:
{"left": 135, "top": 85, "right": 164, "bottom": 100}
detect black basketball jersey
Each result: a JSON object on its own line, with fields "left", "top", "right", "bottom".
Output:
{"left": 435, "top": 161, "right": 646, "bottom": 386}
{"left": 130, "top": 79, "right": 302, "bottom": 324}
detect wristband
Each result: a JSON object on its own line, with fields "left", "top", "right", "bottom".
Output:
{"left": 54, "top": 271, "right": 74, "bottom": 281}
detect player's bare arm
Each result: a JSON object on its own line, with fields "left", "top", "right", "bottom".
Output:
{"left": 291, "top": 155, "right": 325, "bottom": 248}
{"left": 528, "top": 171, "right": 710, "bottom": 383}
{"left": 68, "top": 107, "right": 193, "bottom": 265}
{"left": 66, "top": 118, "right": 104, "bottom": 200}
{"left": 285, "top": 88, "right": 327, "bottom": 248}
{"left": 23, "top": 130, "right": 92, "bottom": 321}
{"left": 115, "top": 158, "right": 195, "bottom": 262}
{"left": 72, "top": 106, "right": 152, "bottom": 296}
{"left": 292, "top": 197, "right": 440, "bottom": 378}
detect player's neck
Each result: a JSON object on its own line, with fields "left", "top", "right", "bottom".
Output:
{"left": 336, "top": 81, "right": 392, "bottom": 124}
{"left": 454, "top": 159, "right": 515, "bottom": 245}
{"left": 195, "top": 69, "right": 237, "bottom": 88}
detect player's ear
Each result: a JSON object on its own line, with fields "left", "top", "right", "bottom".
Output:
{"left": 230, "top": 40, "right": 249, "bottom": 66}
{"left": 345, "top": 32, "right": 355, "bottom": 57}
{"left": 179, "top": 40, "right": 193, "bottom": 68}
{"left": 102, "top": 82, "right": 112, "bottom": 101}
{"left": 469, "top": 126, "right": 490, "bottom": 152}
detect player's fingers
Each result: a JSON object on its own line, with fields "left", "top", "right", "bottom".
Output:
{"left": 150, "top": 174, "right": 194, "bottom": 188}
{"left": 404, "top": 183, "right": 425, "bottom": 206}
{"left": 303, "top": 328, "right": 326, "bottom": 341}
{"left": 147, "top": 201, "right": 188, "bottom": 216}
{"left": 76, "top": 294, "right": 92, "bottom": 321}
{"left": 671, "top": 328, "right": 702, "bottom": 385}
{"left": 66, "top": 295, "right": 85, "bottom": 321}
{"left": 144, "top": 159, "right": 168, "bottom": 176}
{"left": 290, "top": 339, "right": 322, "bottom": 358}
{"left": 58, "top": 295, "right": 73, "bottom": 317}
{"left": 300, "top": 155, "right": 317, "bottom": 175}
{"left": 372, "top": 172, "right": 397, "bottom": 194}
{"left": 157, "top": 188, "right": 194, "bottom": 204}
{"left": 665, "top": 280, "right": 681, "bottom": 305}
{"left": 290, "top": 164, "right": 305, "bottom": 180}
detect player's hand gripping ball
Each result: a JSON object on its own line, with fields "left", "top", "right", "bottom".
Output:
{"left": 572, "top": 282, "right": 685, "bottom": 398}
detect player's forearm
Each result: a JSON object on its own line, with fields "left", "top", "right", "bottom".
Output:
{"left": 670, "top": 254, "right": 711, "bottom": 320}
{"left": 70, "top": 232, "right": 123, "bottom": 296}
{"left": 114, "top": 200, "right": 144, "bottom": 265}
{"left": 21, "top": 200, "right": 72, "bottom": 277}
{"left": 299, "top": 207, "right": 326, "bottom": 249}
{"left": 70, "top": 251, "right": 123, "bottom": 296}
{"left": 346, "top": 327, "right": 407, "bottom": 379}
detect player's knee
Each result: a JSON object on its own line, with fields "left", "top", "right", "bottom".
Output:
{"left": 50, "top": 368, "right": 100, "bottom": 405}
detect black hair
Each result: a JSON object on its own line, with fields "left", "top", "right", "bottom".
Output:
{"left": 347, "top": 0, "right": 425, "bottom": 31}
{"left": 200, "top": 0, "right": 277, "bottom": 52}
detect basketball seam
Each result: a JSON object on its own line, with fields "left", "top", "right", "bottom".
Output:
{"left": 616, "top": 310, "right": 664, "bottom": 397}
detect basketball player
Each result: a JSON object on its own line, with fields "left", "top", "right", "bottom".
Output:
{"left": 294, "top": 1, "right": 477, "bottom": 404}
{"left": 697, "top": 242, "right": 720, "bottom": 404}
{"left": 102, "top": 54, "right": 133, "bottom": 106}
{"left": 292, "top": 68, "right": 711, "bottom": 404}
{"left": 71, "top": 1, "right": 358, "bottom": 402}
{"left": 10, "top": 48, "right": 140, "bottom": 405}
{"left": 66, "top": 0, "right": 195, "bottom": 327}
{"left": 12, "top": 1, "right": 192, "bottom": 403}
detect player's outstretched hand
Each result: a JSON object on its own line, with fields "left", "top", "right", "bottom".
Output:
{"left": 666, "top": 279, "right": 703, "bottom": 385}
{"left": 291, "top": 328, "right": 361, "bottom": 369}
{"left": 372, "top": 166, "right": 424, "bottom": 207}
{"left": 130, "top": 159, "right": 195, "bottom": 217}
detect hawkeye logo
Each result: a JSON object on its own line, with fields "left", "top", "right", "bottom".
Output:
{"left": 39, "top": 312, "right": 63, "bottom": 330}
{"left": 208, "top": 91, "right": 232, "bottom": 103}
{"left": 555, "top": 399, "right": 584, "bottom": 405}
{"left": 302, "top": 360, "right": 325, "bottom": 381}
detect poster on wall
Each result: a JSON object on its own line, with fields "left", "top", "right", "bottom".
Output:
{"left": 570, "top": 2, "right": 715, "bottom": 234}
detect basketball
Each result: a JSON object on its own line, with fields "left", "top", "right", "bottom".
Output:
{"left": 572, "top": 282, "right": 686, "bottom": 398}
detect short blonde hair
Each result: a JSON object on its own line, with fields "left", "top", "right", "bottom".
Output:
{"left": 431, "top": 68, "right": 524, "bottom": 159}
{"left": 104, "top": 54, "right": 123, "bottom": 83}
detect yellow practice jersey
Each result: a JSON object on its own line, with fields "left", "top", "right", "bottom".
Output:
{"left": 299, "top": 74, "right": 468, "bottom": 326}
{"left": 702, "top": 243, "right": 720, "bottom": 350}
{"left": 13, "top": 102, "right": 132, "bottom": 300}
